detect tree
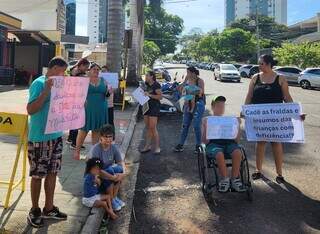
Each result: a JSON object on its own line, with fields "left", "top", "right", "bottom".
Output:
{"left": 144, "top": 3, "right": 183, "bottom": 55}
{"left": 143, "top": 40, "right": 161, "bottom": 68}
{"left": 229, "top": 15, "right": 289, "bottom": 47}
{"left": 273, "top": 43, "right": 320, "bottom": 69}
{"left": 127, "top": 0, "right": 145, "bottom": 85}
{"left": 107, "top": 0, "right": 123, "bottom": 74}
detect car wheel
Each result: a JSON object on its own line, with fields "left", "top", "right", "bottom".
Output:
{"left": 219, "top": 75, "right": 223, "bottom": 82}
{"left": 240, "top": 72, "right": 247, "bottom": 78}
{"left": 300, "top": 80, "right": 311, "bottom": 89}
{"left": 237, "top": 79, "right": 241, "bottom": 83}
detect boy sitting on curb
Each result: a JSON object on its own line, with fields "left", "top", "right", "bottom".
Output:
{"left": 88, "top": 124, "right": 126, "bottom": 212}
{"left": 202, "top": 96, "right": 246, "bottom": 193}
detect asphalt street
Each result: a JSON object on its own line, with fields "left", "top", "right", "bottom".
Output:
{"left": 128, "top": 64, "right": 320, "bottom": 234}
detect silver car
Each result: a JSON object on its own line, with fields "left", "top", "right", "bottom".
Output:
{"left": 298, "top": 68, "right": 320, "bottom": 89}
{"left": 214, "top": 64, "right": 241, "bottom": 82}
{"left": 274, "top": 67, "right": 302, "bottom": 84}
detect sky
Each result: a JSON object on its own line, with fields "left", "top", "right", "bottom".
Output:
{"left": 75, "top": 0, "right": 320, "bottom": 36}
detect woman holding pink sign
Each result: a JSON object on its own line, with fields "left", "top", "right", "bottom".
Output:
{"left": 74, "top": 63, "right": 108, "bottom": 160}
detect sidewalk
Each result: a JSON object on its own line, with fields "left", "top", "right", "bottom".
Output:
{"left": 0, "top": 87, "right": 138, "bottom": 233}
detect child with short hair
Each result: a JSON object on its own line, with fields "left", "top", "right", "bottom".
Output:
{"left": 202, "top": 96, "right": 246, "bottom": 193}
{"left": 88, "top": 124, "right": 125, "bottom": 212}
{"left": 83, "top": 158, "right": 118, "bottom": 220}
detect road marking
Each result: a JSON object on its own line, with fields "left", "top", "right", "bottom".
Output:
{"left": 138, "top": 184, "right": 201, "bottom": 193}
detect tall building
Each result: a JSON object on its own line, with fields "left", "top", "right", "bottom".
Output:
{"left": 65, "top": 0, "right": 76, "bottom": 35}
{"left": 225, "top": 0, "right": 287, "bottom": 26}
{"left": 87, "top": 0, "right": 108, "bottom": 44}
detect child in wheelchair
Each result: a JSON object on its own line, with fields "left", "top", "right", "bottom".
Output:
{"left": 202, "top": 96, "right": 246, "bottom": 193}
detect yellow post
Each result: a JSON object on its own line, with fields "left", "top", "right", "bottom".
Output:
{"left": 120, "top": 80, "right": 127, "bottom": 111}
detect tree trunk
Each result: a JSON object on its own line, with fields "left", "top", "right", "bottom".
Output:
{"left": 127, "top": 0, "right": 144, "bottom": 85}
{"left": 107, "top": 0, "right": 123, "bottom": 74}
{"left": 127, "top": 0, "right": 138, "bottom": 85}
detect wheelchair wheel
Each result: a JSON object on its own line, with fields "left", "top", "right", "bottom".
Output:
{"left": 197, "top": 146, "right": 206, "bottom": 192}
{"left": 240, "top": 148, "right": 253, "bottom": 201}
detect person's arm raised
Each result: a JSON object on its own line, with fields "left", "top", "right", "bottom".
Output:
{"left": 27, "top": 79, "right": 53, "bottom": 115}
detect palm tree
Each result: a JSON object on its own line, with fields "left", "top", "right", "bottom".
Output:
{"left": 127, "top": 0, "right": 144, "bottom": 85}
{"left": 107, "top": 0, "right": 123, "bottom": 74}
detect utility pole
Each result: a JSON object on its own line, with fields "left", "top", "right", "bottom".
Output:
{"left": 256, "top": 3, "right": 260, "bottom": 62}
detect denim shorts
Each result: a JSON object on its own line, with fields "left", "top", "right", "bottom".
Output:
{"left": 100, "top": 164, "right": 123, "bottom": 192}
{"left": 206, "top": 143, "right": 241, "bottom": 159}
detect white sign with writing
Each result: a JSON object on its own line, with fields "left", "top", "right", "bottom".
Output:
{"left": 132, "top": 87, "right": 150, "bottom": 105}
{"left": 100, "top": 72, "right": 119, "bottom": 89}
{"left": 45, "top": 76, "right": 89, "bottom": 134}
{"left": 242, "top": 103, "right": 304, "bottom": 143}
{"left": 206, "top": 116, "right": 239, "bottom": 140}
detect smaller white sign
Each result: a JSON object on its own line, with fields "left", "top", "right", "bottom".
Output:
{"left": 100, "top": 73, "right": 119, "bottom": 89}
{"left": 132, "top": 87, "right": 150, "bottom": 105}
{"left": 206, "top": 116, "right": 239, "bottom": 140}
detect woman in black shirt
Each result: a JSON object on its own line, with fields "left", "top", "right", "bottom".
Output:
{"left": 141, "top": 71, "right": 162, "bottom": 155}
{"left": 244, "top": 55, "right": 293, "bottom": 183}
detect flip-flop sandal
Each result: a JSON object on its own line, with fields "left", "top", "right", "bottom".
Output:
{"left": 252, "top": 172, "right": 263, "bottom": 180}
{"left": 276, "top": 175, "right": 285, "bottom": 184}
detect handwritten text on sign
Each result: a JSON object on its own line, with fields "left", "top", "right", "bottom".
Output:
{"left": 242, "top": 103, "right": 304, "bottom": 143}
{"left": 206, "top": 116, "right": 239, "bottom": 140}
{"left": 45, "top": 76, "right": 89, "bottom": 134}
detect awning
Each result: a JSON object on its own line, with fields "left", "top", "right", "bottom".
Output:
{"left": 61, "top": 34, "right": 89, "bottom": 45}
{"left": 7, "top": 30, "right": 55, "bottom": 45}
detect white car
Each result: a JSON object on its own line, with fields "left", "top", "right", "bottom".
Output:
{"left": 239, "top": 65, "right": 253, "bottom": 78}
{"left": 274, "top": 67, "right": 302, "bottom": 84}
{"left": 298, "top": 68, "right": 320, "bottom": 89}
{"left": 214, "top": 64, "right": 241, "bottom": 82}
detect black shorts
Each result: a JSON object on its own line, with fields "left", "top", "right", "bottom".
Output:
{"left": 144, "top": 104, "right": 160, "bottom": 117}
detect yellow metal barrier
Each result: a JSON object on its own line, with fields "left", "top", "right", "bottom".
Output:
{"left": 0, "top": 112, "right": 28, "bottom": 209}
{"left": 120, "top": 80, "right": 127, "bottom": 112}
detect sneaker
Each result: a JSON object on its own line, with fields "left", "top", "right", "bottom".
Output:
{"left": 27, "top": 208, "right": 44, "bottom": 228}
{"left": 218, "top": 178, "right": 230, "bottom": 193}
{"left": 70, "top": 144, "right": 86, "bottom": 150}
{"left": 231, "top": 178, "right": 246, "bottom": 193}
{"left": 42, "top": 206, "right": 67, "bottom": 220}
{"left": 66, "top": 139, "right": 72, "bottom": 144}
{"left": 276, "top": 175, "right": 285, "bottom": 184}
{"left": 115, "top": 197, "right": 126, "bottom": 208}
{"left": 112, "top": 199, "right": 122, "bottom": 211}
{"left": 173, "top": 144, "right": 184, "bottom": 152}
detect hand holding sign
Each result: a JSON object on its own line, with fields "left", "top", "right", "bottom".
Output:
{"left": 206, "top": 116, "right": 239, "bottom": 140}
{"left": 242, "top": 103, "right": 305, "bottom": 143}
{"left": 132, "top": 87, "right": 150, "bottom": 105}
{"left": 45, "top": 76, "right": 89, "bottom": 134}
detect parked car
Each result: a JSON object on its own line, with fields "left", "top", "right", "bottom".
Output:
{"left": 298, "top": 68, "right": 320, "bottom": 89}
{"left": 249, "top": 65, "right": 260, "bottom": 78}
{"left": 239, "top": 65, "right": 253, "bottom": 78}
{"left": 233, "top": 64, "right": 242, "bottom": 70}
{"left": 274, "top": 67, "right": 302, "bottom": 84}
{"left": 214, "top": 64, "right": 241, "bottom": 82}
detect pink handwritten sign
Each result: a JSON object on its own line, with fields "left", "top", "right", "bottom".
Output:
{"left": 45, "top": 76, "right": 89, "bottom": 134}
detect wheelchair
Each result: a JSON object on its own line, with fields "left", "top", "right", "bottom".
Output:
{"left": 197, "top": 144, "right": 253, "bottom": 201}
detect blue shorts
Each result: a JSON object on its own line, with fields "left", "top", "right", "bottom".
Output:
{"left": 99, "top": 164, "right": 123, "bottom": 193}
{"left": 206, "top": 143, "right": 241, "bottom": 159}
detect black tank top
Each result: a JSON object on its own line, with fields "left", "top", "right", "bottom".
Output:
{"left": 251, "top": 74, "right": 284, "bottom": 104}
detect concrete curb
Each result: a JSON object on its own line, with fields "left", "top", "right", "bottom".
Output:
{"left": 80, "top": 104, "right": 140, "bottom": 234}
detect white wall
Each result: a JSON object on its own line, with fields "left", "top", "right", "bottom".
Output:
{"left": 87, "top": 0, "right": 100, "bottom": 44}
{"left": 275, "top": 0, "right": 287, "bottom": 25}
{"left": 0, "top": 0, "right": 60, "bottom": 31}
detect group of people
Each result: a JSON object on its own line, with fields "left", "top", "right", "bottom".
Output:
{"left": 26, "top": 57, "right": 125, "bottom": 228}
{"left": 25, "top": 53, "right": 301, "bottom": 228}
{"left": 142, "top": 54, "right": 301, "bottom": 193}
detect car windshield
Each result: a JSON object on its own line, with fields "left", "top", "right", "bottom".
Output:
{"left": 221, "top": 64, "right": 237, "bottom": 70}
